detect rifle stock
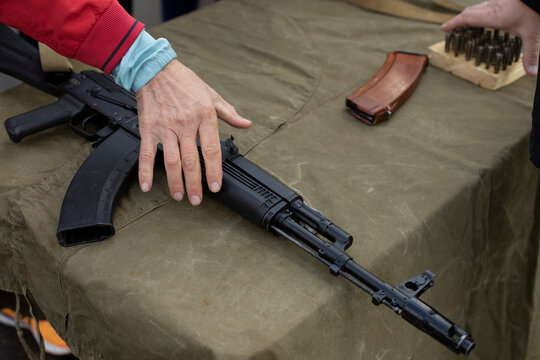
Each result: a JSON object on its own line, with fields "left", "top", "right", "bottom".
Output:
{"left": 0, "top": 24, "right": 68, "bottom": 96}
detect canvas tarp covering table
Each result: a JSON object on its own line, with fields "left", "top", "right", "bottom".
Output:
{"left": 1, "top": 0, "right": 540, "bottom": 359}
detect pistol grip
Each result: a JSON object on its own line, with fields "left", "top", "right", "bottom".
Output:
{"left": 4, "top": 94, "right": 85, "bottom": 142}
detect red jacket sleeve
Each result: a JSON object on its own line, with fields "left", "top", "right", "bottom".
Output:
{"left": 0, "top": 0, "right": 145, "bottom": 73}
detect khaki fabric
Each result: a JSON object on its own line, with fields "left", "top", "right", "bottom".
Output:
{"left": 38, "top": 42, "right": 72, "bottom": 73}
{"left": 1, "top": 0, "right": 539, "bottom": 359}
{"left": 346, "top": 0, "right": 456, "bottom": 24}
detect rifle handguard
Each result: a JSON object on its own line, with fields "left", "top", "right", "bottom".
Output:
{"left": 346, "top": 51, "right": 428, "bottom": 125}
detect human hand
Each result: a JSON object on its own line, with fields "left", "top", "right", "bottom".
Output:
{"left": 441, "top": 0, "right": 540, "bottom": 75}
{"left": 136, "top": 59, "right": 252, "bottom": 205}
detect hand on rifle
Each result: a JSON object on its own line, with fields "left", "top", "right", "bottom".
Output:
{"left": 136, "top": 59, "right": 252, "bottom": 205}
{"left": 441, "top": 0, "right": 540, "bottom": 76}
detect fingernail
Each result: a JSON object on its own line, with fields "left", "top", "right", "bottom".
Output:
{"left": 190, "top": 195, "right": 201, "bottom": 205}
{"left": 529, "top": 65, "right": 538, "bottom": 75}
{"left": 210, "top": 182, "right": 220, "bottom": 192}
{"left": 141, "top": 183, "right": 150, "bottom": 192}
{"left": 173, "top": 192, "right": 184, "bottom": 201}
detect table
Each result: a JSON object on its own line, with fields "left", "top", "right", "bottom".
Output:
{"left": 1, "top": 0, "right": 539, "bottom": 359}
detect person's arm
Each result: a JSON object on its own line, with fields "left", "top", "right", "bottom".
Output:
{"left": 135, "top": 60, "right": 251, "bottom": 205}
{"left": 1, "top": 0, "right": 252, "bottom": 205}
{"left": 0, "top": 0, "right": 144, "bottom": 73}
{"left": 441, "top": 0, "right": 540, "bottom": 169}
{"left": 112, "top": 32, "right": 252, "bottom": 205}
{"left": 110, "top": 28, "right": 252, "bottom": 205}
{"left": 440, "top": 0, "right": 540, "bottom": 76}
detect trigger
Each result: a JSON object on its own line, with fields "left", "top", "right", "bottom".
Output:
{"left": 81, "top": 113, "right": 98, "bottom": 129}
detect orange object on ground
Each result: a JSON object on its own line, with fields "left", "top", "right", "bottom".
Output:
{"left": 0, "top": 308, "right": 71, "bottom": 356}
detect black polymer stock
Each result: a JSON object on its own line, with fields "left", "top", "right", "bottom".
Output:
{"left": 0, "top": 24, "right": 475, "bottom": 355}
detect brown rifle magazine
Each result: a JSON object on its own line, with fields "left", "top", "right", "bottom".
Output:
{"left": 346, "top": 51, "right": 428, "bottom": 125}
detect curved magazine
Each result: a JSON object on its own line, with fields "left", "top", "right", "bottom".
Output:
{"left": 56, "top": 127, "right": 140, "bottom": 246}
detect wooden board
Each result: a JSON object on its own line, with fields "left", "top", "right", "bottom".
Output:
{"left": 428, "top": 40, "right": 526, "bottom": 90}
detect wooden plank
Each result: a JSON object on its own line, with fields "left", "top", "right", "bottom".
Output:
{"left": 428, "top": 40, "right": 525, "bottom": 90}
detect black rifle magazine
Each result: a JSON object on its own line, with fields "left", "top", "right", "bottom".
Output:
{"left": 57, "top": 128, "right": 140, "bottom": 246}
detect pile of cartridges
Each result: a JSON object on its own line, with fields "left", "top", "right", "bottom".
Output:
{"left": 444, "top": 27, "right": 522, "bottom": 74}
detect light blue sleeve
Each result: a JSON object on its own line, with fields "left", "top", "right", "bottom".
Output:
{"left": 111, "top": 29, "right": 177, "bottom": 93}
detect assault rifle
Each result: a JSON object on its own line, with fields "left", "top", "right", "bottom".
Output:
{"left": 0, "top": 24, "right": 475, "bottom": 354}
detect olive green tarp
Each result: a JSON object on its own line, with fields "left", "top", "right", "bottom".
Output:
{"left": 1, "top": 0, "right": 540, "bottom": 359}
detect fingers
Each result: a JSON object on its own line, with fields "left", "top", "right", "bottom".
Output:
{"left": 198, "top": 105, "right": 222, "bottom": 193}
{"left": 211, "top": 89, "right": 252, "bottom": 129}
{"left": 178, "top": 133, "right": 202, "bottom": 205}
{"left": 162, "top": 129, "right": 185, "bottom": 201}
{"left": 521, "top": 37, "right": 540, "bottom": 75}
{"left": 138, "top": 131, "right": 158, "bottom": 193}
{"left": 137, "top": 92, "right": 158, "bottom": 194}
{"left": 163, "top": 103, "right": 223, "bottom": 206}
{"left": 516, "top": 4, "right": 540, "bottom": 76}
{"left": 136, "top": 59, "right": 252, "bottom": 205}
{"left": 143, "top": 110, "right": 218, "bottom": 206}
{"left": 441, "top": 1, "right": 504, "bottom": 32}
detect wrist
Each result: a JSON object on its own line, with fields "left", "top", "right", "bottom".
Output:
{"left": 111, "top": 29, "right": 177, "bottom": 93}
